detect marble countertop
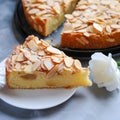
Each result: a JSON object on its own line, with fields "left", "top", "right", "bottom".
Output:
{"left": 0, "top": 0, "right": 120, "bottom": 120}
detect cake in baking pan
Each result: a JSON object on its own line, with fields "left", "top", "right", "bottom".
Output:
{"left": 61, "top": 0, "right": 120, "bottom": 49}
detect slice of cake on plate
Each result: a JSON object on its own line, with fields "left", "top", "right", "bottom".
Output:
{"left": 5, "top": 35, "right": 92, "bottom": 89}
{"left": 60, "top": 0, "right": 120, "bottom": 49}
{"left": 21, "top": 0, "right": 78, "bottom": 36}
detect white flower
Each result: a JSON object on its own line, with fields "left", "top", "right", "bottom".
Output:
{"left": 89, "top": 52, "right": 120, "bottom": 91}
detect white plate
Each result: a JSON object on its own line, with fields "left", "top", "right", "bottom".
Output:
{"left": 0, "top": 87, "right": 76, "bottom": 109}
{"left": 0, "top": 59, "right": 76, "bottom": 109}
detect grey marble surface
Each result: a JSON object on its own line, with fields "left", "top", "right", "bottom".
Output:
{"left": 1, "top": 0, "right": 120, "bottom": 120}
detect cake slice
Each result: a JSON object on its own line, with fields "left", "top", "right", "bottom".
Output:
{"left": 21, "top": 0, "right": 78, "bottom": 36}
{"left": 61, "top": 0, "right": 120, "bottom": 49}
{"left": 5, "top": 35, "right": 92, "bottom": 89}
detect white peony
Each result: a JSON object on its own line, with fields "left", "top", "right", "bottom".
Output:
{"left": 89, "top": 52, "right": 120, "bottom": 91}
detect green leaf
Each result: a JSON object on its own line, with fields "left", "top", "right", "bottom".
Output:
{"left": 117, "top": 62, "right": 120, "bottom": 69}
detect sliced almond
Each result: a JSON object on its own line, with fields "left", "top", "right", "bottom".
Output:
{"left": 11, "top": 55, "right": 18, "bottom": 63}
{"left": 28, "top": 8, "right": 40, "bottom": 14}
{"left": 83, "top": 32, "right": 90, "bottom": 37}
{"left": 32, "top": 60, "right": 41, "bottom": 71}
{"left": 27, "top": 40, "right": 38, "bottom": 51}
{"left": 65, "top": 14, "right": 74, "bottom": 20}
{"left": 64, "top": 57, "right": 74, "bottom": 68}
{"left": 52, "top": 3, "right": 61, "bottom": 14}
{"left": 74, "top": 60, "right": 81, "bottom": 70}
{"left": 106, "top": 25, "right": 112, "bottom": 33}
{"left": 93, "top": 23, "right": 103, "bottom": 32}
{"left": 29, "top": 55, "right": 38, "bottom": 62}
{"left": 111, "top": 24, "right": 120, "bottom": 29}
{"left": 51, "top": 56, "right": 63, "bottom": 63}
{"left": 47, "top": 64, "right": 58, "bottom": 78}
{"left": 43, "top": 59, "right": 54, "bottom": 70}
{"left": 38, "top": 50, "right": 46, "bottom": 56}
{"left": 16, "top": 53, "right": 25, "bottom": 62}
{"left": 14, "top": 63, "right": 21, "bottom": 71}
{"left": 24, "top": 64, "right": 33, "bottom": 73}
{"left": 46, "top": 46, "right": 61, "bottom": 55}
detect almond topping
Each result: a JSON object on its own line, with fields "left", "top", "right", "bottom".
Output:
{"left": 32, "top": 60, "right": 41, "bottom": 71}
{"left": 106, "top": 25, "right": 112, "bottom": 33}
{"left": 43, "top": 59, "right": 54, "bottom": 70}
{"left": 47, "top": 65, "right": 58, "bottom": 78}
{"left": 74, "top": 60, "right": 81, "bottom": 70}
{"left": 111, "top": 24, "right": 120, "bottom": 29}
{"left": 28, "top": 8, "right": 40, "bottom": 14}
{"left": 51, "top": 56, "right": 63, "bottom": 63}
{"left": 52, "top": 3, "right": 61, "bottom": 14}
{"left": 16, "top": 53, "right": 25, "bottom": 62}
{"left": 46, "top": 46, "right": 61, "bottom": 54}
{"left": 27, "top": 40, "right": 38, "bottom": 51}
{"left": 93, "top": 23, "right": 103, "bottom": 32}
{"left": 64, "top": 57, "right": 74, "bottom": 68}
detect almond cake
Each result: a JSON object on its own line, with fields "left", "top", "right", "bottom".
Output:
{"left": 21, "top": 0, "right": 78, "bottom": 36}
{"left": 5, "top": 35, "right": 92, "bottom": 89}
{"left": 61, "top": 0, "right": 120, "bottom": 49}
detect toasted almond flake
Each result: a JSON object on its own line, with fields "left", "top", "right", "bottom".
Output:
{"left": 106, "top": 25, "right": 112, "bottom": 33}
{"left": 29, "top": 55, "right": 38, "bottom": 62}
{"left": 35, "top": 10, "right": 47, "bottom": 16}
{"left": 32, "top": 60, "right": 41, "bottom": 71}
{"left": 16, "top": 53, "right": 25, "bottom": 62}
{"left": 72, "top": 11, "right": 81, "bottom": 17}
{"left": 27, "top": 40, "right": 38, "bottom": 51}
{"left": 57, "top": 63, "right": 64, "bottom": 73}
{"left": 65, "top": 14, "right": 74, "bottom": 20}
{"left": 34, "top": 37, "right": 41, "bottom": 44}
{"left": 41, "top": 40, "right": 49, "bottom": 47}
{"left": 38, "top": 50, "right": 46, "bottom": 56}
{"left": 43, "top": 59, "right": 54, "bottom": 70}
{"left": 28, "top": 8, "right": 40, "bottom": 14}
{"left": 23, "top": 50, "right": 31, "bottom": 60}
{"left": 63, "top": 22, "right": 73, "bottom": 33}
{"left": 52, "top": 3, "right": 61, "bottom": 14}
{"left": 64, "top": 57, "right": 74, "bottom": 68}
{"left": 111, "top": 24, "right": 120, "bottom": 29}
{"left": 74, "top": 60, "right": 81, "bottom": 70}
{"left": 11, "top": 55, "right": 18, "bottom": 62}
{"left": 46, "top": 46, "right": 61, "bottom": 54}
{"left": 93, "top": 23, "right": 103, "bottom": 32}
{"left": 51, "top": 56, "right": 63, "bottom": 63}
{"left": 24, "top": 64, "right": 33, "bottom": 73}
{"left": 14, "top": 63, "right": 21, "bottom": 71}
{"left": 47, "top": 0, "right": 54, "bottom": 6}
{"left": 83, "top": 32, "right": 90, "bottom": 37}
{"left": 47, "top": 65, "right": 58, "bottom": 78}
